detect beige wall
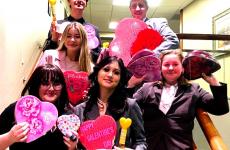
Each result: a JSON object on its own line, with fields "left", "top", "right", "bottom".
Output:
{"left": 182, "top": 0, "right": 230, "bottom": 149}
{"left": 0, "top": 0, "right": 65, "bottom": 113}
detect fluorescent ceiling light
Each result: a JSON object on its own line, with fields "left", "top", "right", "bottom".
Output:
{"left": 109, "top": 21, "right": 118, "bottom": 30}
{"left": 112, "top": 0, "right": 161, "bottom": 7}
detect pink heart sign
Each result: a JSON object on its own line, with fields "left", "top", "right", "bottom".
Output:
{"left": 127, "top": 50, "right": 161, "bottom": 82}
{"left": 64, "top": 71, "right": 89, "bottom": 106}
{"left": 108, "top": 18, "right": 148, "bottom": 66}
{"left": 57, "top": 114, "right": 80, "bottom": 141}
{"left": 78, "top": 115, "right": 117, "bottom": 150}
{"left": 15, "top": 95, "right": 58, "bottom": 143}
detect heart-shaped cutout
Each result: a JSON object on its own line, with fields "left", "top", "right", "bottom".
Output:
{"left": 15, "top": 95, "right": 58, "bottom": 143}
{"left": 64, "top": 71, "right": 89, "bottom": 106}
{"left": 57, "top": 114, "right": 80, "bottom": 140}
{"left": 78, "top": 115, "right": 117, "bottom": 149}
{"left": 127, "top": 51, "right": 161, "bottom": 82}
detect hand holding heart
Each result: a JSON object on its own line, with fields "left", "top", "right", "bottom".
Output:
{"left": 7, "top": 122, "right": 30, "bottom": 143}
{"left": 15, "top": 95, "right": 58, "bottom": 143}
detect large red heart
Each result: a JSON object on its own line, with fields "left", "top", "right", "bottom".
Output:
{"left": 108, "top": 18, "right": 148, "bottom": 66}
{"left": 15, "top": 95, "right": 58, "bottom": 143}
{"left": 64, "top": 71, "right": 89, "bottom": 106}
{"left": 78, "top": 115, "right": 117, "bottom": 150}
{"left": 127, "top": 50, "right": 161, "bottom": 82}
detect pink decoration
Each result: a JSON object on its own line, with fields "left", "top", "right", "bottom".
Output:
{"left": 57, "top": 114, "right": 80, "bottom": 140}
{"left": 127, "top": 49, "right": 161, "bottom": 82}
{"left": 108, "top": 18, "right": 148, "bottom": 66}
{"left": 79, "top": 115, "right": 117, "bottom": 150}
{"left": 15, "top": 95, "right": 58, "bottom": 143}
{"left": 84, "top": 24, "right": 100, "bottom": 50}
{"left": 64, "top": 71, "right": 89, "bottom": 106}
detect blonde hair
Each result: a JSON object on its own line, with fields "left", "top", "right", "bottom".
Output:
{"left": 57, "top": 22, "right": 91, "bottom": 73}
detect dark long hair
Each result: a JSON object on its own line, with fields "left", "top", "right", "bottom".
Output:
{"left": 21, "top": 64, "right": 69, "bottom": 115}
{"left": 84, "top": 56, "right": 130, "bottom": 120}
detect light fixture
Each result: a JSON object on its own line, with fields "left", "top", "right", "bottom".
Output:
{"left": 109, "top": 21, "right": 118, "bottom": 30}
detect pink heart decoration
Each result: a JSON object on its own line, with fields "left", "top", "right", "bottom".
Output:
{"left": 15, "top": 95, "right": 58, "bottom": 143}
{"left": 57, "top": 114, "right": 80, "bottom": 140}
{"left": 108, "top": 18, "right": 148, "bottom": 66}
{"left": 84, "top": 24, "right": 99, "bottom": 50}
{"left": 64, "top": 71, "right": 89, "bottom": 106}
{"left": 127, "top": 50, "right": 161, "bottom": 82}
{"left": 79, "top": 115, "right": 117, "bottom": 150}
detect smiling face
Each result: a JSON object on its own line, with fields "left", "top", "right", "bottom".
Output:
{"left": 64, "top": 27, "right": 81, "bottom": 53}
{"left": 161, "top": 53, "right": 184, "bottom": 85}
{"left": 97, "top": 61, "right": 121, "bottom": 91}
{"left": 39, "top": 81, "right": 62, "bottom": 103}
{"left": 129, "top": 0, "right": 148, "bottom": 20}
{"left": 68, "top": 0, "right": 87, "bottom": 10}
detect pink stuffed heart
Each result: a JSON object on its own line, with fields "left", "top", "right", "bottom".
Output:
{"left": 15, "top": 95, "right": 58, "bottom": 143}
{"left": 108, "top": 18, "right": 148, "bottom": 66}
{"left": 127, "top": 50, "right": 161, "bottom": 82}
{"left": 79, "top": 115, "right": 117, "bottom": 150}
{"left": 64, "top": 71, "right": 89, "bottom": 106}
{"left": 57, "top": 114, "right": 80, "bottom": 140}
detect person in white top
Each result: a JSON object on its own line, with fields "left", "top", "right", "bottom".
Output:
{"left": 38, "top": 22, "right": 93, "bottom": 73}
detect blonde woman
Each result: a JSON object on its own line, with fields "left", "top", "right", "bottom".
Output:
{"left": 39, "top": 22, "right": 92, "bottom": 73}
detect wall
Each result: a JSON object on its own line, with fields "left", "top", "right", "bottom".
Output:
{"left": 182, "top": 0, "right": 230, "bottom": 149}
{"left": 0, "top": 0, "right": 65, "bottom": 113}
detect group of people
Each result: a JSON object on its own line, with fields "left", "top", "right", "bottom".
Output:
{"left": 0, "top": 0, "right": 229, "bottom": 150}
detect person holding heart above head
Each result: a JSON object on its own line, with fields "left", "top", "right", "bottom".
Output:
{"left": 133, "top": 49, "right": 229, "bottom": 150}
{"left": 0, "top": 64, "right": 78, "bottom": 150}
{"left": 72, "top": 56, "right": 147, "bottom": 149}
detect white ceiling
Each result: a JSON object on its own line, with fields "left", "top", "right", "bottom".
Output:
{"left": 82, "top": 0, "right": 194, "bottom": 34}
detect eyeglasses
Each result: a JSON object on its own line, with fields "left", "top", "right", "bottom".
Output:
{"left": 41, "top": 83, "right": 63, "bottom": 91}
{"left": 130, "top": 3, "right": 146, "bottom": 9}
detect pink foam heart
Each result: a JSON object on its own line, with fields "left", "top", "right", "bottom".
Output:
{"left": 57, "top": 114, "right": 80, "bottom": 140}
{"left": 108, "top": 18, "right": 148, "bottom": 66}
{"left": 15, "top": 95, "right": 58, "bottom": 143}
{"left": 79, "top": 115, "right": 117, "bottom": 149}
{"left": 127, "top": 50, "right": 161, "bottom": 82}
{"left": 64, "top": 71, "right": 89, "bottom": 106}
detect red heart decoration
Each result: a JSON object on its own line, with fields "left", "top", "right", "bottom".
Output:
{"left": 127, "top": 50, "right": 161, "bottom": 82}
{"left": 108, "top": 18, "right": 148, "bottom": 66}
{"left": 182, "top": 50, "right": 221, "bottom": 80}
{"left": 64, "top": 71, "right": 89, "bottom": 106}
{"left": 15, "top": 95, "right": 58, "bottom": 143}
{"left": 79, "top": 115, "right": 117, "bottom": 150}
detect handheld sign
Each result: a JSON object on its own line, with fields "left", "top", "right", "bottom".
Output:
{"left": 64, "top": 71, "right": 89, "bottom": 106}
{"left": 78, "top": 115, "right": 117, "bottom": 149}
{"left": 119, "top": 117, "right": 132, "bottom": 148}
{"left": 15, "top": 95, "right": 58, "bottom": 143}
{"left": 57, "top": 114, "right": 80, "bottom": 141}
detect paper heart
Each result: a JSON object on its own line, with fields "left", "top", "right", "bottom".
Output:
{"left": 79, "top": 115, "right": 117, "bottom": 150}
{"left": 57, "top": 114, "right": 80, "bottom": 140}
{"left": 108, "top": 18, "right": 148, "bottom": 66}
{"left": 64, "top": 71, "right": 89, "bottom": 106}
{"left": 119, "top": 117, "right": 132, "bottom": 129}
{"left": 182, "top": 50, "right": 221, "bottom": 80}
{"left": 15, "top": 95, "right": 58, "bottom": 143}
{"left": 127, "top": 51, "right": 161, "bottom": 82}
